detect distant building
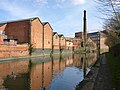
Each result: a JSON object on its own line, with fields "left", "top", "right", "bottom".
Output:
{"left": 75, "top": 32, "right": 97, "bottom": 50}
{"left": 65, "top": 37, "right": 73, "bottom": 50}
{"left": 75, "top": 32, "right": 83, "bottom": 39}
{"left": 58, "top": 34, "right": 66, "bottom": 50}
{"left": 88, "top": 32, "right": 100, "bottom": 49}
{"left": 72, "top": 38, "right": 82, "bottom": 50}
{"left": 100, "top": 31, "right": 109, "bottom": 53}
{"left": 53, "top": 32, "right": 60, "bottom": 49}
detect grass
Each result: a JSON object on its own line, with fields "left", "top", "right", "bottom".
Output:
{"left": 106, "top": 52, "right": 120, "bottom": 90}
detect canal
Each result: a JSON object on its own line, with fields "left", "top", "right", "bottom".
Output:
{"left": 0, "top": 53, "right": 97, "bottom": 90}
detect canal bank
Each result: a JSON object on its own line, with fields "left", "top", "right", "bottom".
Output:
{"left": 0, "top": 50, "right": 73, "bottom": 62}
{"left": 76, "top": 54, "right": 113, "bottom": 90}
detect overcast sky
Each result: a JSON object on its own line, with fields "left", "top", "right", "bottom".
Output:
{"left": 0, "top": 0, "right": 103, "bottom": 37}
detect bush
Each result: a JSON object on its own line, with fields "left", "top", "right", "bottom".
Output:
{"left": 110, "top": 44, "right": 120, "bottom": 57}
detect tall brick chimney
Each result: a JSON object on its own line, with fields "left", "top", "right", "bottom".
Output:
{"left": 83, "top": 10, "right": 87, "bottom": 46}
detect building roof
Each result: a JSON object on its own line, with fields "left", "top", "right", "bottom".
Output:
{"left": 42, "top": 22, "right": 53, "bottom": 30}
{"left": 58, "top": 34, "right": 64, "bottom": 38}
{"left": 0, "top": 17, "right": 39, "bottom": 25}
{"left": 53, "top": 32, "right": 58, "bottom": 36}
{"left": 75, "top": 32, "right": 83, "bottom": 38}
{"left": 88, "top": 32, "right": 100, "bottom": 36}
{"left": 42, "top": 22, "right": 48, "bottom": 25}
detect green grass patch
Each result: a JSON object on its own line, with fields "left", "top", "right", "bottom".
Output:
{"left": 106, "top": 53, "right": 120, "bottom": 89}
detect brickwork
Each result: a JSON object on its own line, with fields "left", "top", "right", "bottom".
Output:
{"left": 43, "top": 23, "right": 52, "bottom": 49}
{"left": 31, "top": 18, "right": 43, "bottom": 48}
{"left": 59, "top": 36, "right": 66, "bottom": 49}
{"left": 0, "top": 45, "right": 29, "bottom": 58}
{"left": 53, "top": 33, "right": 59, "bottom": 49}
{"left": 4, "top": 20, "right": 30, "bottom": 43}
{"left": 73, "top": 38, "right": 81, "bottom": 50}
{"left": 100, "top": 34, "right": 109, "bottom": 53}
{"left": 0, "top": 24, "right": 7, "bottom": 31}
{"left": 0, "top": 35, "right": 3, "bottom": 44}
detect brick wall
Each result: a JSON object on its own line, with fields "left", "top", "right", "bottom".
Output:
{"left": 31, "top": 18, "right": 43, "bottom": 49}
{"left": 0, "top": 45, "right": 29, "bottom": 58}
{"left": 0, "top": 24, "right": 7, "bottom": 31}
{"left": 60, "top": 36, "right": 66, "bottom": 49}
{"left": 0, "top": 35, "right": 3, "bottom": 44}
{"left": 100, "top": 35, "right": 109, "bottom": 53}
{"left": 4, "top": 20, "right": 30, "bottom": 43}
{"left": 53, "top": 34, "right": 59, "bottom": 49}
{"left": 43, "top": 23, "right": 52, "bottom": 49}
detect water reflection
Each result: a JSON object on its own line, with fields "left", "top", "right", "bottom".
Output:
{"left": 0, "top": 53, "right": 97, "bottom": 90}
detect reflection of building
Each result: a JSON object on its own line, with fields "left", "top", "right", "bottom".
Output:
{"left": 64, "top": 55, "right": 73, "bottom": 66}
{"left": 0, "top": 60, "right": 29, "bottom": 78}
{"left": 43, "top": 61, "right": 52, "bottom": 87}
{"left": 30, "top": 61, "right": 52, "bottom": 90}
{"left": 53, "top": 59, "right": 60, "bottom": 76}
{"left": 0, "top": 60, "right": 29, "bottom": 90}
{"left": 30, "top": 63, "right": 43, "bottom": 90}
{"left": 73, "top": 55, "right": 81, "bottom": 67}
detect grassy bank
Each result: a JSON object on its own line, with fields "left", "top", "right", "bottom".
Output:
{"left": 106, "top": 53, "right": 120, "bottom": 89}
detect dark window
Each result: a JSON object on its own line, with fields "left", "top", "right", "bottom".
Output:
{"left": 55, "top": 35, "right": 57, "bottom": 39}
{"left": 48, "top": 41, "right": 50, "bottom": 44}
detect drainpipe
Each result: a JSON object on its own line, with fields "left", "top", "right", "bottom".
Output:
{"left": 42, "top": 24, "right": 45, "bottom": 56}
{"left": 29, "top": 20, "right": 32, "bottom": 45}
{"left": 52, "top": 33, "right": 53, "bottom": 54}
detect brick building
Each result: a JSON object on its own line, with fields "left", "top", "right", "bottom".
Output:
{"left": 100, "top": 31, "right": 109, "bottom": 53}
{"left": 0, "top": 17, "right": 43, "bottom": 49}
{"left": 88, "top": 32, "right": 100, "bottom": 50}
{"left": 53, "top": 32, "right": 59, "bottom": 49}
{"left": 65, "top": 37, "right": 73, "bottom": 50}
{"left": 72, "top": 38, "right": 82, "bottom": 50}
{"left": 58, "top": 34, "right": 66, "bottom": 50}
{"left": 42, "top": 22, "right": 53, "bottom": 50}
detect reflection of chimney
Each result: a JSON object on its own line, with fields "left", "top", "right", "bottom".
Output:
{"left": 42, "top": 62, "right": 44, "bottom": 89}
{"left": 83, "top": 10, "right": 87, "bottom": 45}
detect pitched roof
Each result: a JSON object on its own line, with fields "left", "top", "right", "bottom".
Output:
{"left": 42, "top": 22, "right": 48, "bottom": 25}
{"left": 42, "top": 22, "right": 53, "bottom": 30}
{"left": 58, "top": 34, "right": 64, "bottom": 38}
{"left": 53, "top": 32, "right": 58, "bottom": 36}
{"left": 0, "top": 17, "right": 39, "bottom": 25}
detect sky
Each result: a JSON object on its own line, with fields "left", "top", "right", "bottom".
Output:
{"left": 0, "top": 0, "right": 103, "bottom": 37}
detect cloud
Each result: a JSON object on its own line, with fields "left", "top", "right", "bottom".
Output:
{"left": 71, "top": 0, "right": 85, "bottom": 5}
{"left": 34, "top": 0, "right": 48, "bottom": 6}
{"left": 0, "top": 0, "right": 39, "bottom": 18}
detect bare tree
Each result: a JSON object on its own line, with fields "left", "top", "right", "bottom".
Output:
{"left": 95, "top": 0, "right": 120, "bottom": 22}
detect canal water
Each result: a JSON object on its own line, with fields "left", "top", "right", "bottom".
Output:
{"left": 0, "top": 53, "right": 97, "bottom": 90}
